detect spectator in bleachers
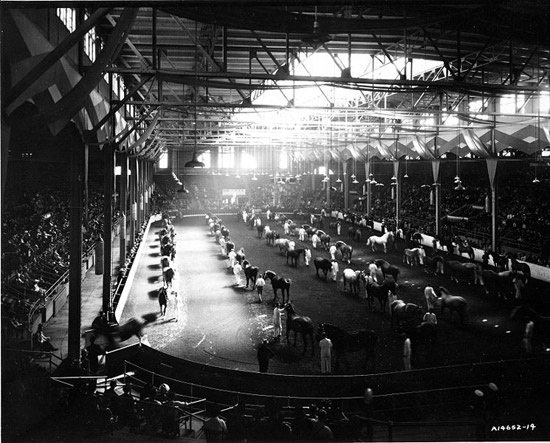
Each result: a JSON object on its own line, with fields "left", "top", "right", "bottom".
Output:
{"left": 33, "top": 323, "right": 57, "bottom": 352}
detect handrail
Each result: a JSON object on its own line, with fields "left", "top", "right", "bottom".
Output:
{"left": 122, "top": 359, "right": 496, "bottom": 405}
{"left": 4, "top": 348, "right": 62, "bottom": 373}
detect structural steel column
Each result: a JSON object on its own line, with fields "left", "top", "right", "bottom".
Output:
{"left": 343, "top": 161, "right": 349, "bottom": 210}
{"left": 393, "top": 161, "right": 401, "bottom": 228}
{"left": 129, "top": 156, "right": 136, "bottom": 247}
{"left": 364, "top": 161, "right": 371, "bottom": 215}
{"left": 431, "top": 160, "right": 441, "bottom": 236}
{"left": 119, "top": 152, "right": 128, "bottom": 267}
{"left": 69, "top": 140, "right": 84, "bottom": 363}
{"left": 486, "top": 158, "right": 499, "bottom": 251}
{"left": 102, "top": 144, "right": 114, "bottom": 313}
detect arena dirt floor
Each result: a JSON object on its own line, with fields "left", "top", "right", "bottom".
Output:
{"left": 120, "top": 212, "right": 550, "bottom": 376}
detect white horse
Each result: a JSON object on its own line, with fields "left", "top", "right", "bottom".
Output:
{"left": 367, "top": 263, "right": 384, "bottom": 283}
{"left": 403, "top": 247, "right": 426, "bottom": 266}
{"left": 366, "top": 232, "right": 394, "bottom": 253}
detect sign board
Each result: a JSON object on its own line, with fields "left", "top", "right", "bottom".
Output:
{"left": 222, "top": 189, "right": 246, "bottom": 196}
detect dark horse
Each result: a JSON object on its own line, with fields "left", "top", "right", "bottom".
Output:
{"left": 366, "top": 280, "right": 397, "bottom": 313}
{"left": 335, "top": 241, "right": 353, "bottom": 264}
{"left": 263, "top": 270, "right": 291, "bottom": 304}
{"left": 508, "top": 254, "right": 531, "bottom": 283}
{"left": 373, "top": 259, "right": 400, "bottom": 282}
{"left": 439, "top": 286, "right": 467, "bottom": 324}
{"left": 286, "top": 248, "right": 305, "bottom": 267}
{"left": 390, "top": 300, "right": 423, "bottom": 329}
{"left": 158, "top": 286, "right": 168, "bottom": 317}
{"left": 242, "top": 260, "right": 259, "bottom": 289}
{"left": 284, "top": 303, "right": 315, "bottom": 355}
{"left": 316, "top": 323, "right": 378, "bottom": 372}
{"left": 91, "top": 313, "right": 158, "bottom": 350}
{"left": 314, "top": 257, "right": 332, "bottom": 280}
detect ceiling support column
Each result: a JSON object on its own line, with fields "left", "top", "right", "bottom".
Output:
{"left": 102, "top": 143, "right": 115, "bottom": 315}
{"left": 68, "top": 137, "right": 84, "bottom": 364}
{"left": 431, "top": 159, "right": 441, "bottom": 237}
{"left": 486, "top": 158, "right": 499, "bottom": 252}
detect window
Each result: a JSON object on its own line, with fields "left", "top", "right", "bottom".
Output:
{"left": 57, "top": 8, "right": 76, "bottom": 33}
{"left": 158, "top": 152, "right": 168, "bottom": 169}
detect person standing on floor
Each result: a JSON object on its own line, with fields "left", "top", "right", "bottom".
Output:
{"left": 273, "top": 303, "right": 285, "bottom": 341}
{"left": 523, "top": 320, "right": 534, "bottom": 353}
{"left": 304, "top": 248, "right": 312, "bottom": 266}
{"left": 311, "top": 233, "right": 320, "bottom": 249}
{"left": 255, "top": 274, "right": 265, "bottom": 303}
{"left": 298, "top": 226, "right": 306, "bottom": 242}
{"left": 172, "top": 291, "right": 180, "bottom": 322}
{"left": 319, "top": 332, "right": 333, "bottom": 374}
{"left": 329, "top": 244, "right": 337, "bottom": 261}
{"left": 403, "top": 337, "right": 411, "bottom": 370}
{"left": 233, "top": 260, "right": 243, "bottom": 286}
{"left": 330, "top": 260, "right": 339, "bottom": 282}
{"left": 257, "top": 339, "right": 275, "bottom": 373}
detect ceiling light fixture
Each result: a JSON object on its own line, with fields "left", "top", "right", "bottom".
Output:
{"left": 185, "top": 22, "right": 204, "bottom": 169}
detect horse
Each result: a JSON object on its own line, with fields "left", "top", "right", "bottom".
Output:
{"left": 220, "top": 226, "right": 230, "bottom": 240}
{"left": 446, "top": 260, "right": 479, "bottom": 285}
{"left": 275, "top": 238, "right": 290, "bottom": 254}
{"left": 314, "top": 257, "right": 333, "bottom": 280}
{"left": 488, "top": 250, "right": 508, "bottom": 271}
{"left": 160, "top": 243, "right": 175, "bottom": 260}
{"left": 423, "top": 254, "right": 444, "bottom": 276}
{"left": 478, "top": 269, "right": 515, "bottom": 299}
{"left": 410, "top": 231, "right": 423, "bottom": 246}
{"left": 265, "top": 230, "right": 280, "bottom": 246}
{"left": 366, "top": 232, "right": 394, "bottom": 253}
{"left": 373, "top": 259, "right": 400, "bottom": 283}
{"left": 316, "top": 323, "right": 378, "bottom": 372}
{"left": 319, "top": 232, "right": 331, "bottom": 250}
{"left": 91, "top": 313, "right": 158, "bottom": 350}
{"left": 286, "top": 248, "right": 305, "bottom": 267}
{"left": 263, "top": 270, "right": 291, "bottom": 304}
{"left": 438, "top": 286, "right": 467, "bottom": 324}
{"left": 284, "top": 303, "right": 314, "bottom": 355}
{"left": 342, "top": 269, "right": 366, "bottom": 297}
{"left": 403, "top": 247, "right": 426, "bottom": 266}
{"left": 366, "top": 280, "right": 397, "bottom": 313}
{"left": 158, "top": 286, "right": 169, "bottom": 317}
{"left": 508, "top": 254, "right": 531, "bottom": 283}
{"left": 242, "top": 260, "right": 259, "bottom": 289}
{"left": 257, "top": 225, "right": 266, "bottom": 239}
{"left": 163, "top": 266, "right": 175, "bottom": 288}
{"left": 454, "top": 237, "right": 475, "bottom": 260}
{"left": 335, "top": 241, "right": 353, "bottom": 264}
{"left": 160, "top": 256, "right": 171, "bottom": 269}
{"left": 390, "top": 300, "right": 423, "bottom": 329}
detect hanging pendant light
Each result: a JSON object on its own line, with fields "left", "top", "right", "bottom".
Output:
{"left": 185, "top": 26, "right": 204, "bottom": 169}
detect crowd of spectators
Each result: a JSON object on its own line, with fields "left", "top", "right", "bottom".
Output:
{"left": 52, "top": 377, "right": 376, "bottom": 441}
{"left": 1, "top": 186, "right": 120, "bottom": 344}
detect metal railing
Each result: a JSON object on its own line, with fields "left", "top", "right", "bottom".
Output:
{"left": 4, "top": 348, "right": 63, "bottom": 374}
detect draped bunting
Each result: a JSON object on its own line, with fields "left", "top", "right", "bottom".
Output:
{"left": 9, "top": 8, "right": 139, "bottom": 137}
{"left": 128, "top": 113, "right": 160, "bottom": 154}
{"left": 6, "top": 8, "right": 137, "bottom": 149}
